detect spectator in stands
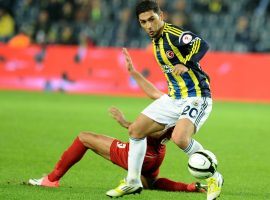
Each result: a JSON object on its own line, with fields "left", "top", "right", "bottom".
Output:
{"left": 169, "top": 12, "right": 196, "bottom": 33}
{"left": 193, "top": 0, "right": 228, "bottom": 14}
{"left": 170, "top": 0, "right": 189, "bottom": 14}
{"left": 60, "top": 1, "right": 74, "bottom": 22}
{"left": 74, "top": 7, "right": 88, "bottom": 24}
{"left": 156, "top": 0, "right": 169, "bottom": 20}
{"left": 8, "top": 25, "right": 31, "bottom": 48}
{"left": 90, "top": 0, "right": 102, "bottom": 23}
{"left": 234, "top": 16, "right": 255, "bottom": 52}
{"left": 111, "top": 7, "right": 132, "bottom": 46}
{"left": 13, "top": 0, "right": 39, "bottom": 30}
{"left": 58, "top": 25, "right": 77, "bottom": 45}
{"left": 33, "top": 10, "right": 50, "bottom": 44}
{"left": 46, "top": 25, "right": 58, "bottom": 44}
{"left": 208, "top": 0, "right": 228, "bottom": 14}
{"left": 0, "top": 7, "right": 15, "bottom": 42}
{"left": 169, "top": 0, "right": 196, "bottom": 32}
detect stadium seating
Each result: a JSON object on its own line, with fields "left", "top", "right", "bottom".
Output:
{"left": 0, "top": 0, "right": 269, "bottom": 52}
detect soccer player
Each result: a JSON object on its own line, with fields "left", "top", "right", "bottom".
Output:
{"left": 107, "top": 1, "right": 223, "bottom": 200}
{"left": 28, "top": 108, "right": 206, "bottom": 193}
{"left": 28, "top": 55, "right": 206, "bottom": 193}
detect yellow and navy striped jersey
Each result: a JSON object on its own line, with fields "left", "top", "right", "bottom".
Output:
{"left": 152, "top": 22, "right": 211, "bottom": 99}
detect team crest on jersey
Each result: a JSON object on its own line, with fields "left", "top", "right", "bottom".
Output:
{"left": 192, "top": 100, "right": 199, "bottom": 107}
{"left": 182, "top": 34, "right": 193, "bottom": 44}
{"left": 166, "top": 50, "right": 174, "bottom": 59}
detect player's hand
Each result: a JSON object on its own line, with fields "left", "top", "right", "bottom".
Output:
{"left": 122, "top": 48, "right": 137, "bottom": 73}
{"left": 109, "top": 106, "right": 130, "bottom": 129}
{"left": 172, "top": 64, "right": 189, "bottom": 76}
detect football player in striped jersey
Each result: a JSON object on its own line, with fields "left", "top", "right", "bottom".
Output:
{"left": 107, "top": 1, "right": 223, "bottom": 200}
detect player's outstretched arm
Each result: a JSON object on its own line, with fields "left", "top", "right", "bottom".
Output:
{"left": 123, "top": 48, "right": 164, "bottom": 100}
{"left": 109, "top": 107, "right": 131, "bottom": 129}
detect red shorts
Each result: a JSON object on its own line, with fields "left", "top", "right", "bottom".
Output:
{"left": 110, "top": 139, "right": 166, "bottom": 178}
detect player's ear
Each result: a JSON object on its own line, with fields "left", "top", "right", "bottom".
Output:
{"left": 159, "top": 11, "right": 164, "bottom": 21}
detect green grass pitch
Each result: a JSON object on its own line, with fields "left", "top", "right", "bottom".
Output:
{"left": 0, "top": 91, "right": 269, "bottom": 200}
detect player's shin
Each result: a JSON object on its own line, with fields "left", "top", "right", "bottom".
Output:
{"left": 183, "top": 138, "right": 204, "bottom": 157}
{"left": 153, "top": 178, "right": 190, "bottom": 192}
{"left": 127, "top": 137, "right": 147, "bottom": 186}
{"left": 48, "top": 137, "right": 88, "bottom": 182}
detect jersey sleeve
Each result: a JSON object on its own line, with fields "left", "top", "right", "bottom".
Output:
{"left": 176, "top": 31, "right": 209, "bottom": 64}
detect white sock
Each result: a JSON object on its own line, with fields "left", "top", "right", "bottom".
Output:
{"left": 126, "top": 137, "right": 146, "bottom": 186}
{"left": 183, "top": 139, "right": 204, "bottom": 157}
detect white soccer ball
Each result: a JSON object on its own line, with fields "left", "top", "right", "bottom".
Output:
{"left": 188, "top": 150, "right": 218, "bottom": 179}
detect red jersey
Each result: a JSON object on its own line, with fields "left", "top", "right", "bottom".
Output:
{"left": 110, "top": 127, "right": 173, "bottom": 178}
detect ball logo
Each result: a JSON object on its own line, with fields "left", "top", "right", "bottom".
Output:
{"left": 182, "top": 34, "right": 192, "bottom": 44}
{"left": 166, "top": 50, "right": 174, "bottom": 59}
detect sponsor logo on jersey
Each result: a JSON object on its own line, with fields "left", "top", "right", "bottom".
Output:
{"left": 161, "top": 65, "right": 173, "bottom": 73}
{"left": 156, "top": 44, "right": 160, "bottom": 51}
{"left": 166, "top": 50, "right": 175, "bottom": 59}
{"left": 192, "top": 100, "right": 200, "bottom": 107}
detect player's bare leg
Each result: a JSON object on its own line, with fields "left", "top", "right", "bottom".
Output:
{"left": 171, "top": 119, "right": 223, "bottom": 199}
{"left": 78, "top": 131, "right": 114, "bottom": 160}
{"left": 171, "top": 118, "right": 203, "bottom": 156}
{"left": 106, "top": 114, "right": 164, "bottom": 197}
{"left": 29, "top": 132, "right": 114, "bottom": 187}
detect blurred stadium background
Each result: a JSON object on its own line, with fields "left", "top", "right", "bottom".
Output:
{"left": 0, "top": 0, "right": 270, "bottom": 102}
{"left": 1, "top": 1, "right": 270, "bottom": 200}
{"left": 0, "top": 0, "right": 270, "bottom": 51}
{"left": 0, "top": 0, "right": 269, "bottom": 102}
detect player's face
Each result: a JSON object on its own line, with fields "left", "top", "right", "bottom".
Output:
{"left": 138, "top": 10, "right": 164, "bottom": 39}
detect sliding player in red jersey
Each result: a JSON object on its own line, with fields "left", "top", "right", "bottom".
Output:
{"left": 29, "top": 107, "right": 204, "bottom": 193}
{"left": 28, "top": 49, "right": 206, "bottom": 194}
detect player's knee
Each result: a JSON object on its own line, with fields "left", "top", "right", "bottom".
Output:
{"left": 128, "top": 124, "right": 144, "bottom": 139}
{"left": 78, "top": 131, "right": 99, "bottom": 149}
{"left": 78, "top": 131, "right": 94, "bottom": 143}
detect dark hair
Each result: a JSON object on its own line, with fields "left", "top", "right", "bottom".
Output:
{"left": 135, "top": 0, "right": 160, "bottom": 19}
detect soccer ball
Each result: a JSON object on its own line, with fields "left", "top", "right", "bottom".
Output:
{"left": 188, "top": 150, "right": 218, "bottom": 179}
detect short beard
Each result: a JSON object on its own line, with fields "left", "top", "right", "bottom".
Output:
{"left": 150, "top": 32, "right": 158, "bottom": 39}
{"left": 152, "top": 29, "right": 162, "bottom": 39}
{"left": 152, "top": 24, "right": 164, "bottom": 39}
